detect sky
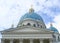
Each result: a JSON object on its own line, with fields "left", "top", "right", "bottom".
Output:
{"left": 0, "top": 0, "right": 60, "bottom": 38}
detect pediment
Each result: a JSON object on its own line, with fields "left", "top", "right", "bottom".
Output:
{"left": 8, "top": 28, "right": 41, "bottom": 33}
{"left": 15, "top": 28, "right": 38, "bottom": 32}
{"left": 2, "top": 27, "right": 53, "bottom": 34}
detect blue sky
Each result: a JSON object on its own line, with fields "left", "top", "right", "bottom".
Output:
{"left": 0, "top": 0, "right": 60, "bottom": 38}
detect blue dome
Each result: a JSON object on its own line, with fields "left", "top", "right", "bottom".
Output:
{"left": 20, "top": 12, "right": 43, "bottom": 21}
{"left": 49, "top": 26, "right": 58, "bottom": 33}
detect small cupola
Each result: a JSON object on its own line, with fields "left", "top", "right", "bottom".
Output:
{"left": 49, "top": 23, "right": 59, "bottom": 33}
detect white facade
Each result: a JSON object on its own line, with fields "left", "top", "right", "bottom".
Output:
{"left": 1, "top": 7, "right": 60, "bottom": 43}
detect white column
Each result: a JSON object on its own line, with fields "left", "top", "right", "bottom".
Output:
{"left": 10, "top": 39, "right": 13, "bottom": 43}
{"left": 1, "top": 39, "right": 4, "bottom": 43}
{"left": 30, "top": 39, "right": 33, "bottom": 43}
{"left": 40, "top": 39, "right": 43, "bottom": 43}
{"left": 50, "top": 40, "right": 53, "bottom": 43}
{"left": 19, "top": 39, "right": 23, "bottom": 43}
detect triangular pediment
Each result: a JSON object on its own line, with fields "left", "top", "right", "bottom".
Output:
{"left": 2, "top": 27, "right": 53, "bottom": 34}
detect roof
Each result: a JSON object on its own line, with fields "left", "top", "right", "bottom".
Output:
{"left": 20, "top": 12, "right": 43, "bottom": 22}
{"left": 49, "top": 26, "right": 59, "bottom": 33}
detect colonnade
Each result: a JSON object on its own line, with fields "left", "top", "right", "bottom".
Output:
{"left": 1, "top": 39, "right": 53, "bottom": 43}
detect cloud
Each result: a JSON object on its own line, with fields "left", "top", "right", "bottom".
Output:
{"left": 0, "top": 0, "right": 60, "bottom": 33}
{"left": 0, "top": 0, "right": 36, "bottom": 30}
{"left": 37, "top": 11, "right": 54, "bottom": 24}
{"left": 46, "top": 14, "right": 60, "bottom": 33}
{"left": 35, "top": 0, "right": 60, "bottom": 23}
{"left": 34, "top": 0, "right": 60, "bottom": 33}
{"left": 0, "top": 0, "right": 60, "bottom": 42}
{"left": 49, "top": 6, "right": 60, "bottom": 13}
{"left": 53, "top": 15, "right": 60, "bottom": 33}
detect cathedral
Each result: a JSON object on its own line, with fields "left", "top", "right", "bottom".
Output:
{"left": 1, "top": 6, "right": 60, "bottom": 43}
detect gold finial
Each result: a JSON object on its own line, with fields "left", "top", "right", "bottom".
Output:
{"left": 29, "top": 5, "right": 34, "bottom": 13}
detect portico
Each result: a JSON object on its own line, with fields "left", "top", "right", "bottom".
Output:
{"left": 1, "top": 6, "right": 54, "bottom": 43}
{"left": 1, "top": 25, "right": 54, "bottom": 43}
{"left": 1, "top": 38, "right": 53, "bottom": 43}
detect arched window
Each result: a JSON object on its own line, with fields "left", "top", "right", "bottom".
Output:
{"left": 33, "top": 24, "right": 36, "bottom": 27}
{"left": 52, "top": 35, "right": 56, "bottom": 41}
{"left": 41, "top": 25, "right": 42, "bottom": 28}
{"left": 45, "top": 26, "right": 46, "bottom": 28}
{"left": 58, "top": 36, "right": 59, "bottom": 41}
{"left": 27, "top": 23, "right": 31, "bottom": 26}
{"left": 37, "top": 24, "right": 39, "bottom": 27}
{"left": 52, "top": 35, "right": 56, "bottom": 38}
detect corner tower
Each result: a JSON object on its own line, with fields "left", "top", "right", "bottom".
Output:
{"left": 49, "top": 23, "right": 59, "bottom": 33}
